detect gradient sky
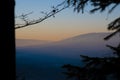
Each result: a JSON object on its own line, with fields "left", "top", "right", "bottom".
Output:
{"left": 15, "top": 0, "right": 120, "bottom": 41}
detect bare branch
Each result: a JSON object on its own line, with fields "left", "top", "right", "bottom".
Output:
{"left": 15, "top": 0, "right": 68, "bottom": 29}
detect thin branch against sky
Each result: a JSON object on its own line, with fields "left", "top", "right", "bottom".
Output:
{"left": 15, "top": 0, "right": 120, "bottom": 41}
{"left": 15, "top": 0, "right": 68, "bottom": 29}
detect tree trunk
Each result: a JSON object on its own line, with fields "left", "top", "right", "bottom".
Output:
{"left": 1, "top": 0, "right": 15, "bottom": 80}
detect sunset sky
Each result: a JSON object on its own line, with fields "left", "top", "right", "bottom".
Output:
{"left": 15, "top": 0, "right": 120, "bottom": 41}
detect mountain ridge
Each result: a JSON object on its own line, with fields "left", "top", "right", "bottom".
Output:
{"left": 16, "top": 32, "right": 119, "bottom": 48}
{"left": 16, "top": 32, "right": 119, "bottom": 57}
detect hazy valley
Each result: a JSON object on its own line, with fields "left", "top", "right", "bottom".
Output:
{"left": 16, "top": 32, "right": 119, "bottom": 80}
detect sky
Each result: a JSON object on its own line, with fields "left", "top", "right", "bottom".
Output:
{"left": 15, "top": 0, "right": 120, "bottom": 41}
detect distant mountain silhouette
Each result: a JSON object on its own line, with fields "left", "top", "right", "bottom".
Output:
{"left": 16, "top": 32, "right": 119, "bottom": 58}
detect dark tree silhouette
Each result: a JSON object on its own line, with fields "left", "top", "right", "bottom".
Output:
{"left": 66, "top": 0, "right": 120, "bottom": 38}
{"left": 3, "top": 0, "right": 119, "bottom": 80}
{"left": 1, "top": 0, "right": 15, "bottom": 80}
{"left": 62, "top": 0, "right": 120, "bottom": 80}
{"left": 62, "top": 47, "right": 120, "bottom": 80}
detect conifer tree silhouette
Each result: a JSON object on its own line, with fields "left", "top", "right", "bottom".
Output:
{"left": 62, "top": 0, "right": 120, "bottom": 80}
